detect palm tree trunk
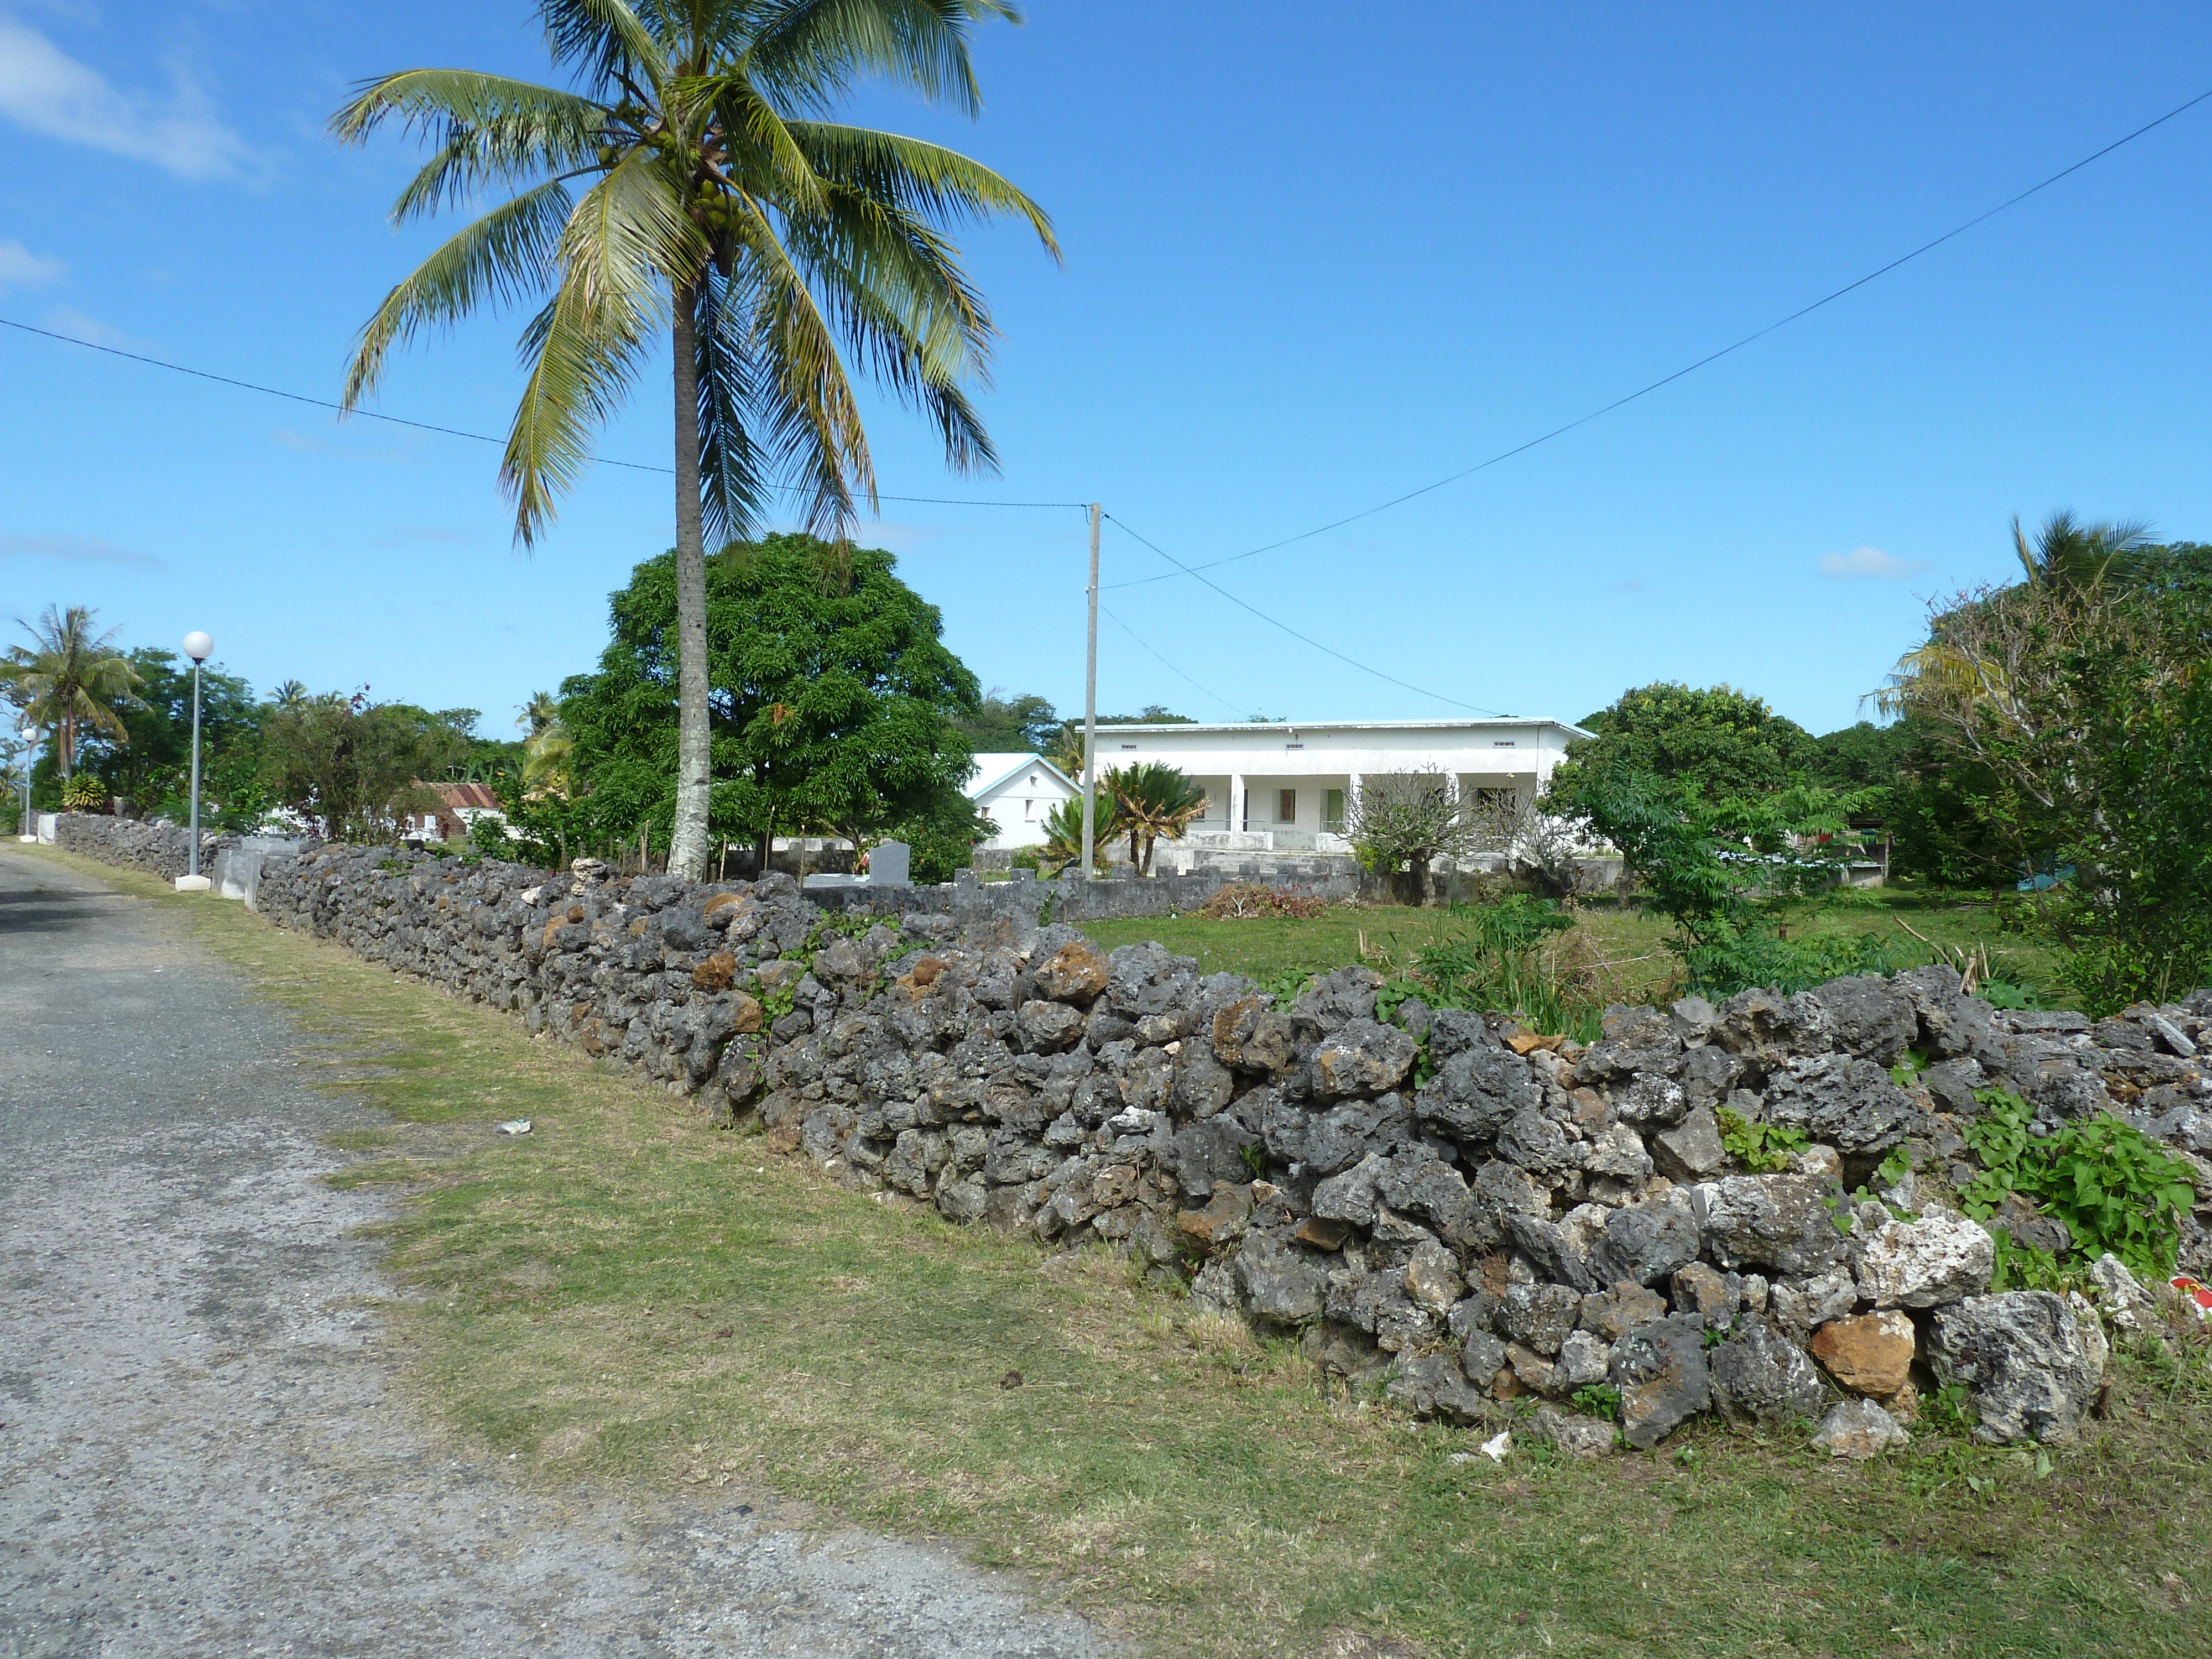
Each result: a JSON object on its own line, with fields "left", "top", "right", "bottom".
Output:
{"left": 667, "top": 283, "right": 713, "bottom": 881}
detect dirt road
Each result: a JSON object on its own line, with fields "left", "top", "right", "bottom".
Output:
{"left": 0, "top": 851, "right": 1112, "bottom": 1658}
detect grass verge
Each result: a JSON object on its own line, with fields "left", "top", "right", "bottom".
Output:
{"left": 13, "top": 844, "right": 2205, "bottom": 1658}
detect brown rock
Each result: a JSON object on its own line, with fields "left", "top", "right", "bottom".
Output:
{"left": 1034, "top": 940, "right": 1110, "bottom": 1003}
{"left": 728, "top": 992, "right": 764, "bottom": 1036}
{"left": 893, "top": 954, "right": 948, "bottom": 999}
{"left": 1810, "top": 1309, "right": 1916, "bottom": 1396}
{"left": 702, "top": 891, "right": 744, "bottom": 920}
{"left": 691, "top": 951, "right": 738, "bottom": 992}
{"left": 541, "top": 918, "right": 564, "bottom": 949}
{"left": 1504, "top": 1342, "right": 1559, "bottom": 1395}
{"left": 1177, "top": 1183, "right": 1254, "bottom": 1248}
{"left": 1884, "top": 1379, "right": 1921, "bottom": 1425}
{"left": 1579, "top": 1282, "right": 1668, "bottom": 1344}
{"left": 1295, "top": 1215, "right": 1352, "bottom": 1251}
{"left": 1507, "top": 1031, "right": 1565, "bottom": 1056}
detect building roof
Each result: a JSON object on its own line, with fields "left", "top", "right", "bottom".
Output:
{"left": 430, "top": 781, "right": 502, "bottom": 811}
{"left": 964, "top": 753, "right": 1077, "bottom": 800}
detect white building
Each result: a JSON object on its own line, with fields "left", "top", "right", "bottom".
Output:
{"left": 1087, "top": 717, "right": 1592, "bottom": 854}
{"left": 966, "top": 752, "right": 1079, "bottom": 850}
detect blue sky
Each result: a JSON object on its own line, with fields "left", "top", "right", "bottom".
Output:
{"left": 3, "top": 2, "right": 2210, "bottom": 740}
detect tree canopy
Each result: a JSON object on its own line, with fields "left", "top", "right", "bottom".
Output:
{"left": 1552, "top": 682, "right": 1817, "bottom": 805}
{"left": 555, "top": 534, "right": 987, "bottom": 877}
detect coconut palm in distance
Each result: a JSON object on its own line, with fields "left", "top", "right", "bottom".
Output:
{"left": 2, "top": 606, "right": 145, "bottom": 780}
{"left": 332, "top": 1, "right": 1057, "bottom": 879}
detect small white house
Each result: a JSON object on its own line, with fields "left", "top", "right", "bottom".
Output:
{"left": 1086, "top": 717, "right": 1592, "bottom": 854}
{"left": 966, "top": 752, "right": 1079, "bottom": 850}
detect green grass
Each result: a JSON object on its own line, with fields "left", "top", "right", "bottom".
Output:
{"left": 1083, "top": 885, "right": 2069, "bottom": 1013}
{"left": 14, "top": 843, "right": 2204, "bottom": 1658}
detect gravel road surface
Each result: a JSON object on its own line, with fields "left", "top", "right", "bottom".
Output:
{"left": 0, "top": 851, "right": 1113, "bottom": 1658}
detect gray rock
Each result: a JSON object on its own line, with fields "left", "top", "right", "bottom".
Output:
{"left": 1611, "top": 1073, "right": 1690, "bottom": 1128}
{"left": 1715, "top": 986, "right": 1834, "bottom": 1071}
{"left": 1582, "top": 1121, "right": 1655, "bottom": 1180}
{"left": 1496, "top": 1105, "right": 1585, "bottom": 1175}
{"left": 1168, "top": 1117, "right": 1262, "bottom": 1199}
{"left": 1554, "top": 1329, "right": 1612, "bottom": 1389}
{"left": 1670, "top": 1261, "right": 1738, "bottom": 1328}
{"left": 1311, "top": 1152, "right": 1386, "bottom": 1227}
{"left": 2089, "top": 1253, "right": 2161, "bottom": 1333}
{"left": 1415, "top": 1044, "right": 1540, "bottom": 1142}
{"left": 1610, "top": 1315, "right": 1710, "bottom": 1449}
{"left": 1525, "top": 1405, "right": 1619, "bottom": 1457}
{"left": 1856, "top": 1211, "right": 1995, "bottom": 1308}
{"left": 1016, "top": 998, "right": 1086, "bottom": 1052}
{"left": 1312, "top": 1018, "right": 1419, "bottom": 1099}
{"left": 1927, "top": 1290, "right": 2109, "bottom": 1444}
{"left": 1460, "top": 1329, "right": 1509, "bottom": 1387}
{"left": 1921, "top": 1057, "right": 1986, "bottom": 1117}
{"left": 1695, "top": 1175, "right": 1852, "bottom": 1275}
{"left": 1403, "top": 1239, "right": 1467, "bottom": 1314}
{"left": 1234, "top": 1235, "right": 1329, "bottom": 1325}
{"left": 1670, "top": 995, "right": 1721, "bottom": 1045}
{"left": 1386, "top": 1354, "right": 1494, "bottom": 1425}
{"left": 1590, "top": 1190, "right": 1702, "bottom": 1288}
{"left": 1499, "top": 1282, "right": 1583, "bottom": 1355}
{"left": 1768, "top": 1267, "right": 1858, "bottom": 1344}
{"left": 1762, "top": 1053, "right": 1915, "bottom": 1153}
{"left": 1579, "top": 1281, "right": 1669, "bottom": 1343}
{"left": 2146, "top": 1013, "right": 2199, "bottom": 1058}
{"left": 1811, "top": 1398, "right": 1910, "bottom": 1459}
{"left": 1677, "top": 1043, "right": 1746, "bottom": 1110}
{"left": 1708, "top": 1320, "right": 1827, "bottom": 1427}
{"left": 1803, "top": 975, "right": 1918, "bottom": 1065}
{"left": 1290, "top": 967, "right": 1383, "bottom": 1034}
{"left": 1504, "top": 1211, "right": 1595, "bottom": 1292}
{"left": 1374, "top": 1151, "right": 1475, "bottom": 1237}
{"left": 1652, "top": 1105, "right": 1725, "bottom": 1180}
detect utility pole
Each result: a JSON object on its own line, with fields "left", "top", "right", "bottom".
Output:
{"left": 181, "top": 631, "right": 212, "bottom": 890}
{"left": 1080, "top": 503, "right": 1100, "bottom": 879}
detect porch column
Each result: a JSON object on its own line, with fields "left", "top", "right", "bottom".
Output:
{"left": 1229, "top": 772, "right": 1245, "bottom": 833}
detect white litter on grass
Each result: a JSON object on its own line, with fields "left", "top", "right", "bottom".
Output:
{"left": 1480, "top": 1431, "right": 1512, "bottom": 1463}
{"left": 497, "top": 1119, "right": 533, "bottom": 1136}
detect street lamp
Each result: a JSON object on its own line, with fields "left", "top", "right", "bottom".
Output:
{"left": 181, "top": 631, "right": 212, "bottom": 888}
{"left": 16, "top": 723, "right": 33, "bottom": 842}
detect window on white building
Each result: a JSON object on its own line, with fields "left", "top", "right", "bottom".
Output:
{"left": 1276, "top": 789, "right": 1296, "bottom": 823}
{"left": 1323, "top": 788, "right": 1345, "bottom": 832}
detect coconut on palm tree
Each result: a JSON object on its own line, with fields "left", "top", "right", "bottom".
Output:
{"left": 333, "top": 0, "right": 1055, "bottom": 879}
{"left": 2, "top": 605, "right": 145, "bottom": 780}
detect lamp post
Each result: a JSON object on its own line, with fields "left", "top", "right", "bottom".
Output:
{"left": 17, "top": 723, "right": 33, "bottom": 842}
{"left": 182, "top": 632, "right": 212, "bottom": 885}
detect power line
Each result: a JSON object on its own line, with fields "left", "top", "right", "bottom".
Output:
{"left": 1107, "top": 83, "right": 2212, "bottom": 591}
{"left": 1097, "top": 602, "right": 1254, "bottom": 720}
{"left": 1103, "top": 513, "right": 1508, "bottom": 717}
{"left": 0, "top": 314, "right": 1088, "bottom": 509}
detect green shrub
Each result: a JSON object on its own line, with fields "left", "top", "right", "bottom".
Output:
{"left": 1715, "top": 1106, "right": 1809, "bottom": 1173}
{"left": 1957, "top": 1089, "right": 2195, "bottom": 1280}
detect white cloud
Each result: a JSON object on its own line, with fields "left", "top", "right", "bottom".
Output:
{"left": 0, "top": 239, "right": 66, "bottom": 288}
{"left": 0, "top": 532, "right": 165, "bottom": 569}
{"left": 40, "top": 304, "right": 153, "bottom": 351}
{"left": 0, "top": 18, "right": 256, "bottom": 181}
{"left": 1818, "top": 545, "right": 1930, "bottom": 581}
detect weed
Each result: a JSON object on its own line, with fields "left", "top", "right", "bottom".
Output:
{"left": 1715, "top": 1105, "right": 1809, "bottom": 1173}
{"left": 1571, "top": 1384, "right": 1621, "bottom": 1421}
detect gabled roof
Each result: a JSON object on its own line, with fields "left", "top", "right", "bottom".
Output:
{"left": 964, "top": 752, "right": 1078, "bottom": 800}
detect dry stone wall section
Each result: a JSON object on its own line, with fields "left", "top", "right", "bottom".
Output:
{"left": 125, "top": 839, "right": 2212, "bottom": 1453}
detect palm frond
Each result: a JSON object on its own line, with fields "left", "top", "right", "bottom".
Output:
{"left": 787, "top": 122, "right": 1055, "bottom": 252}
{"left": 332, "top": 70, "right": 604, "bottom": 215}
{"left": 343, "top": 180, "right": 576, "bottom": 408}
{"left": 539, "top": 0, "right": 669, "bottom": 97}
{"left": 752, "top": 0, "right": 1017, "bottom": 116}
{"left": 503, "top": 152, "right": 697, "bottom": 543}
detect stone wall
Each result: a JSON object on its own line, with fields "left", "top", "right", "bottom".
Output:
{"left": 57, "top": 826, "right": 2212, "bottom": 1456}
{"left": 809, "top": 863, "right": 1357, "bottom": 928}
{"left": 53, "top": 813, "right": 234, "bottom": 884}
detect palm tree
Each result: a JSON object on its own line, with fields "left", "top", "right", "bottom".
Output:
{"left": 2010, "top": 509, "right": 2157, "bottom": 596}
{"left": 272, "top": 679, "right": 312, "bottom": 712}
{"left": 332, "top": 1, "right": 1056, "bottom": 879}
{"left": 518, "top": 690, "right": 574, "bottom": 794}
{"left": 2, "top": 606, "right": 145, "bottom": 779}
{"left": 1037, "top": 794, "right": 1114, "bottom": 875}
{"left": 1107, "top": 762, "right": 1209, "bottom": 877}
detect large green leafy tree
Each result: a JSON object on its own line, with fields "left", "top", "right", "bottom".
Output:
{"left": 333, "top": 0, "right": 1055, "bottom": 881}
{"left": 258, "top": 692, "right": 473, "bottom": 842}
{"left": 559, "top": 534, "right": 987, "bottom": 877}
{"left": 1881, "top": 514, "right": 2212, "bottom": 1010}
{"left": 69, "top": 649, "right": 263, "bottom": 824}
{"left": 956, "top": 690, "right": 1059, "bottom": 754}
{"left": 1550, "top": 682, "right": 1817, "bottom": 805}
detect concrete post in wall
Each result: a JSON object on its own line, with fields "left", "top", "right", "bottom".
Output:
{"left": 1230, "top": 772, "right": 1244, "bottom": 834}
